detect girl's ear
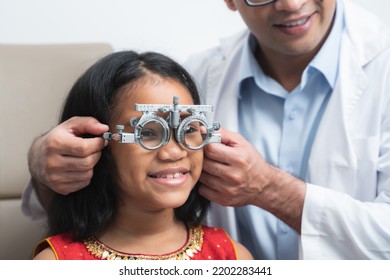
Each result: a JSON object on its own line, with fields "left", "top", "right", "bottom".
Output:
{"left": 224, "top": 0, "right": 238, "bottom": 11}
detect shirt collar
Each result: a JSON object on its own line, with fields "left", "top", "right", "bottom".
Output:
{"left": 303, "top": 0, "right": 344, "bottom": 90}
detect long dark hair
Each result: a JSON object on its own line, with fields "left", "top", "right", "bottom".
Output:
{"left": 47, "top": 51, "right": 209, "bottom": 240}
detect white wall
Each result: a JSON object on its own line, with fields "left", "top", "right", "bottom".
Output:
{"left": 0, "top": 0, "right": 389, "bottom": 63}
{"left": 0, "top": 0, "right": 245, "bottom": 63}
{"left": 352, "top": 0, "right": 390, "bottom": 25}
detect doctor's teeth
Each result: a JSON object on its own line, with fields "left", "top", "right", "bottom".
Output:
{"left": 285, "top": 18, "right": 307, "bottom": 27}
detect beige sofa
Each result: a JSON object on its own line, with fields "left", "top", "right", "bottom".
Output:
{"left": 0, "top": 43, "right": 113, "bottom": 259}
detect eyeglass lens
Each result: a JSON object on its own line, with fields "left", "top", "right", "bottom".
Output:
{"left": 246, "top": 0, "right": 275, "bottom": 6}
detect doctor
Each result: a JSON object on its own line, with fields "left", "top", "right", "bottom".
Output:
{"left": 23, "top": 0, "right": 390, "bottom": 259}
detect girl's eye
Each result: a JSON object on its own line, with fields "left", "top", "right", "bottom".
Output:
{"left": 140, "top": 129, "right": 159, "bottom": 139}
{"left": 184, "top": 125, "right": 198, "bottom": 135}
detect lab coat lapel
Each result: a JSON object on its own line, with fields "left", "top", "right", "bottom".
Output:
{"left": 307, "top": 25, "right": 367, "bottom": 191}
{"left": 204, "top": 33, "right": 246, "bottom": 240}
{"left": 205, "top": 32, "right": 247, "bottom": 132}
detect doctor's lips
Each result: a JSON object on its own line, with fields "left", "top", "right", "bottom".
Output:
{"left": 275, "top": 13, "right": 314, "bottom": 28}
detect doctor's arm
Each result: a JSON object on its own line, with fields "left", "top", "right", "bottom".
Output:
{"left": 22, "top": 117, "right": 108, "bottom": 217}
{"left": 199, "top": 128, "right": 390, "bottom": 259}
{"left": 198, "top": 128, "right": 306, "bottom": 233}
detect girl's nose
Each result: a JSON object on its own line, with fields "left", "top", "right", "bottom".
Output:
{"left": 157, "top": 133, "right": 187, "bottom": 161}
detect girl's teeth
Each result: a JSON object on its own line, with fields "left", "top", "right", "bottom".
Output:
{"left": 157, "top": 172, "right": 182, "bottom": 179}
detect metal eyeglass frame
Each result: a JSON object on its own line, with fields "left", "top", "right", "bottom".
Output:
{"left": 103, "top": 96, "right": 221, "bottom": 150}
{"left": 245, "top": 0, "right": 276, "bottom": 7}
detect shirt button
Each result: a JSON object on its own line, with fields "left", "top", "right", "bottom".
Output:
{"left": 288, "top": 109, "right": 297, "bottom": 120}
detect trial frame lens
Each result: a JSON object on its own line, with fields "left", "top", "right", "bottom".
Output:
{"left": 178, "top": 119, "right": 209, "bottom": 150}
{"left": 136, "top": 118, "right": 169, "bottom": 150}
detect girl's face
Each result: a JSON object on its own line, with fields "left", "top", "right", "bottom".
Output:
{"left": 109, "top": 77, "right": 203, "bottom": 211}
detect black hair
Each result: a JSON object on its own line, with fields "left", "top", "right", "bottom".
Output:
{"left": 47, "top": 51, "right": 209, "bottom": 240}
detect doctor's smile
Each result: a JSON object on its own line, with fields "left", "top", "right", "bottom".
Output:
{"left": 275, "top": 14, "right": 313, "bottom": 35}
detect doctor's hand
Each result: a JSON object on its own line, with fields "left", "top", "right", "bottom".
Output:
{"left": 28, "top": 117, "right": 109, "bottom": 203}
{"left": 198, "top": 128, "right": 306, "bottom": 232}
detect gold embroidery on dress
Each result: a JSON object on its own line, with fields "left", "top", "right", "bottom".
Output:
{"left": 84, "top": 225, "right": 204, "bottom": 260}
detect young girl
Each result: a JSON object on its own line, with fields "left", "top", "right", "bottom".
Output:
{"left": 33, "top": 50, "right": 252, "bottom": 260}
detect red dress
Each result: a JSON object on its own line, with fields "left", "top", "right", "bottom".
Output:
{"left": 34, "top": 225, "right": 238, "bottom": 260}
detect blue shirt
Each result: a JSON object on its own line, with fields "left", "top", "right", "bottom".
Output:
{"left": 236, "top": 1, "right": 345, "bottom": 259}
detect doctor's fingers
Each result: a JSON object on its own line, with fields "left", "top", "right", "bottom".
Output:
{"left": 202, "top": 148, "right": 260, "bottom": 187}
{"left": 64, "top": 136, "right": 107, "bottom": 158}
{"left": 61, "top": 116, "right": 109, "bottom": 138}
{"left": 199, "top": 169, "right": 251, "bottom": 207}
{"left": 45, "top": 129, "right": 107, "bottom": 158}
{"left": 45, "top": 149, "right": 102, "bottom": 174}
{"left": 202, "top": 129, "right": 245, "bottom": 164}
{"left": 43, "top": 151, "right": 102, "bottom": 193}
{"left": 46, "top": 170, "right": 95, "bottom": 195}
{"left": 204, "top": 132, "right": 261, "bottom": 167}
{"left": 198, "top": 181, "right": 246, "bottom": 207}
{"left": 200, "top": 158, "right": 246, "bottom": 187}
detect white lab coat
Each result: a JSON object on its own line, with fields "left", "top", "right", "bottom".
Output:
{"left": 185, "top": 0, "right": 390, "bottom": 259}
